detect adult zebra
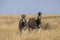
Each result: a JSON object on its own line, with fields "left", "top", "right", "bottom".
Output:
{"left": 19, "top": 14, "right": 28, "bottom": 33}
{"left": 28, "top": 12, "right": 42, "bottom": 31}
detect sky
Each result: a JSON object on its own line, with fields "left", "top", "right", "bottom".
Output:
{"left": 0, "top": 0, "right": 60, "bottom": 14}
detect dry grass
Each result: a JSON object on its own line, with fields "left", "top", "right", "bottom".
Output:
{"left": 0, "top": 14, "right": 60, "bottom": 40}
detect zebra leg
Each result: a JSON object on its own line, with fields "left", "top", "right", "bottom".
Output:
{"left": 19, "top": 27, "right": 23, "bottom": 33}
{"left": 37, "top": 24, "right": 41, "bottom": 29}
{"left": 28, "top": 26, "right": 31, "bottom": 32}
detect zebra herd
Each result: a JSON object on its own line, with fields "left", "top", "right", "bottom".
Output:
{"left": 19, "top": 12, "right": 42, "bottom": 32}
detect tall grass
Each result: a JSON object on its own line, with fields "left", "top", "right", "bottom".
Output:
{"left": 0, "top": 15, "right": 60, "bottom": 40}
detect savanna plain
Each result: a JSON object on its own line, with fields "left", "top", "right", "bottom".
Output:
{"left": 0, "top": 14, "right": 60, "bottom": 40}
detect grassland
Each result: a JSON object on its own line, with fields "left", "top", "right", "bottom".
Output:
{"left": 0, "top": 14, "right": 60, "bottom": 40}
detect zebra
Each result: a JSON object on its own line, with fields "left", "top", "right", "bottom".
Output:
{"left": 19, "top": 14, "right": 28, "bottom": 33}
{"left": 28, "top": 12, "right": 42, "bottom": 31}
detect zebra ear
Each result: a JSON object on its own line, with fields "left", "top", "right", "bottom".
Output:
{"left": 21, "top": 15, "right": 23, "bottom": 17}
{"left": 23, "top": 14, "right": 26, "bottom": 17}
{"left": 24, "top": 15, "right": 26, "bottom": 17}
{"left": 21, "top": 14, "right": 26, "bottom": 18}
{"left": 38, "top": 12, "right": 42, "bottom": 16}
